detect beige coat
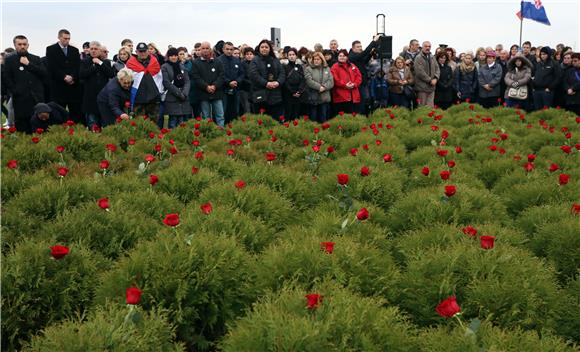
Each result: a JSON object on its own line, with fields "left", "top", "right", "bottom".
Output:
{"left": 386, "top": 66, "right": 414, "bottom": 94}
{"left": 413, "top": 52, "right": 440, "bottom": 93}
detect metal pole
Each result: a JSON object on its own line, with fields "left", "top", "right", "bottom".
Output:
{"left": 519, "top": 1, "right": 524, "bottom": 48}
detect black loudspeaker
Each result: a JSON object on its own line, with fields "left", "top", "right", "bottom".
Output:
{"left": 378, "top": 36, "right": 393, "bottom": 59}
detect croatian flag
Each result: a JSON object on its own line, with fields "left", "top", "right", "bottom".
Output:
{"left": 125, "top": 54, "right": 164, "bottom": 107}
{"left": 517, "top": 0, "right": 551, "bottom": 26}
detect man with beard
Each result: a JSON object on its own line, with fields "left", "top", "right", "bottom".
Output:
{"left": 4, "top": 35, "right": 47, "bottom": 133}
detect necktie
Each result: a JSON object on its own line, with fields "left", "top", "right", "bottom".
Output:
{"left": 63, "top": 46, "right": 68, "bottom": 56}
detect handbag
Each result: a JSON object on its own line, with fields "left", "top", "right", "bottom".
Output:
{"left": 403, "top": 85, "right": 416, "bottom": 100}
{"left": 507, "top": 85, "right": 528, "bottom": 100}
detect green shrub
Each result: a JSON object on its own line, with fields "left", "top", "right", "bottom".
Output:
{"left": 23, "top": 304, "right": 184, "bottom": 352}
{"left": 1, "top": 239, "right": 108, "bottom": 350}
{"left": 94, "top": 234, "right": 256, "bottom": 351}
{"left": 221, "top": 282, "right": 420, "bottom": 352}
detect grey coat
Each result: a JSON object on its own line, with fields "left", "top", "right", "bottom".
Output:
{"left": 303, "top": 63, "right": 334, "bottom": 105}
{"left": 478, "top": 63, "right": 503, "bottom": 98}
{"left": 413, "top": 52, "right": 440, "bottom": 93}
{"left": 504, "top": 56, "right": 533, "bottom": 99}
{"left": 161, "top": 63, "right": 192, "bottom": 116}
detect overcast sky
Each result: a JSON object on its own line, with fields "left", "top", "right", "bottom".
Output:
{"left": 2, "top": 0, "right": 578, "bottom": 57}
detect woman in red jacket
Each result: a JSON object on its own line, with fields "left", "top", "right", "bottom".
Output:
{"left": 330, "top": 49, "right": 362, "bottom": 114}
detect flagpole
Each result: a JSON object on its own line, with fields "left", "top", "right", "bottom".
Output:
{"left": 519, "top": 1, "right": 524, "bottom": 48}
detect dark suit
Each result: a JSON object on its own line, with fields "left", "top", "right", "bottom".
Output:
{"left": 79, "top": 57, "right": 114, "bottom": 116}
{"left": 4, "top": 52, "right": 47, "bottom": 133}
{"left": 45, "top": 43, "right": 82, "bottom": 123}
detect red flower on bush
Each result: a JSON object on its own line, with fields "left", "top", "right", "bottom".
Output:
{"left": 100, "top": 160, "right": 110, "bottom": 170}
{"left": 128, "top": 138, "right": 136, "bottom": 145}
{"left": 305, "top": 293, "right": 323, "bottom": 310}
{"left": 356, "top": 207, "right": 369, "bottom": 221}
{"left": 201, "top": 202, "right": 213, "bottom": 215}
{"left": 383, "top": 154, "right": 393, "bottom": 163}
{"left": 559, "top": 174, "right": 570, "bottom": 185}
{"left": 195, "top": 151, "right": 204, "bottom": 160}
{"left": 527, "top": 154, "right": 536, "bottom": 162}
{"left": 560, "top": 145, "right": 572, "bottom": 154}
{"left": 444, "top": 185, "right": 456, "bottom": 197}
{"left": 264, "top": 152, "right": 276, "bottom": 162}
{"left": 435, "top": 296, "right": 461, "bottom": 318}
{"left": 523, "top": 162, "right": 534, "bottom": 173}
{"left": 31, "top": 136, "right": 40, "bottom": 144}
{"left": 350, "top": 148, "right": 358, "bottom": 156}
{"left": 572, "top": 203, "right": 580, "bottom": 215}
{"left": 455, "top": 146, "right": 462, "bottom": 154}
{"left": 149, "top": 174, "right": 159, "bottom": 186}
{"left": 56, "top": 145, "right": 65, "bottom": 153}
{"left": 235, "top": 180, "right": 246, "bottom": 189}
{"left": 436, "top": 149, "right": 448, "bottom": 157}
{"left": 320, "top": 241, "right": 335, "bottom": 254}
{"left": 462, "top": 226, "right": 478, "bottom": 237}
{"left": 337, "top": 174, "right": 349, "bottom": 185}
{"left": 360, "top": 166, "right": 370, "bottom": 177}
{"left": 312, "top": 145, "right": 320, "bottom": 153}
{"left": 326, "top": 146, "right": 335, "bottom": 154}
{"left": 57, "top": 167, "right": 69, "bottom": 177}
{"left": 480, "top": 235, "right": 495, "bottom": 249}
{"left": 191, "top": 166, "right": 199, "bottom": 174}
{"left": 421, "top": 166, "right": 430, "bottom": 176}
{"left": 106, "top": 144, "right": 117, "bottom": 152}
{"left": 126, "top": 287, "right": 142, "bottom": 305}
{"left": 163, "top": 213, "right": 180, "bottom": 227}
{"left": 6, "top": 160, "right": 18, "bottom": 169}
{"left": 447, "top": 160, "right": 456, "bottom": 168}
{"left": 145, "top": 154, "right": 155, "bottom": 163}
{"left": 548, "top": 163, "right": 559, "bottom": 172}
{"left": 170, "top": 146, "right": 178, "bottom": 155}
{"left": 50, "top": 245, "right": 70, "bottom": 260}
{"left": 440, "top": 170, "right": 451, "bottom": 180}
{"left": 97, "top": 197, "right": 110, "bottom": 210}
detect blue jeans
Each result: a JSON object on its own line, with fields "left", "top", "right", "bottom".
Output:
{"left": 308, "top": 103, "right": 330, "bottom": 123}
{"left": 200, "top": 99, "right": 225, "bottom": 127}
{"left": 533, "top": 90, "right": 554, "bottom": 110}
{"left": 168, "top": 115, "right": 186, "bottom": 129}
{"left": 222, "top": 92, "right": 240, "bottom": 123}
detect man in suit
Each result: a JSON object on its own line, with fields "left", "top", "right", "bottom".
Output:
{"left": 4, "top": 35, "right": 47, "bottom": 133}
{"left": 46, "top": 29, "right": 82, "bottom": 124}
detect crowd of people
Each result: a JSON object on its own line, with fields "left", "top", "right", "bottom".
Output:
{"left": 1, "top": 29, "right": 579, "bottom": 134}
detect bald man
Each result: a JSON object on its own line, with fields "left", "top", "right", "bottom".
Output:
{"left": 191, "top": 41, "right": 225, "bottom": 127}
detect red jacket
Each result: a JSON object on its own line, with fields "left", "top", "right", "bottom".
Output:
{"left": 330, "top": 62, "right": 362, "bottom": 103}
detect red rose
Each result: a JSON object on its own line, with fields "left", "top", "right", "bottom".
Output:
{"left": 313, "top": 128, "right": 320, "bottom": 134}
{"left": 57, "top": 167, "right": 69, "bottom": 177}
{"left": 321, "top": 122, "right": 331, "bottom": 130}
{"left": 192, "top": 140, "right": 201, "bottom": 147}
{"left": 326, "top": 146, "right": 335, "bottom": 154}
{"left": 201, "top": 202, "right": 213, "bottom": 215}
{"left": 50, "top": 245, "right": 70, "bottom": 260}
{"left": 124, "top": 100, "right": 131, "bottom": 108}
{"left": 337, "top": 174, "right": 349, "bottom": 185}
{"left": 498, "top": 148, "right": 506, "bottom": 155}
{"left": 163, "top": 213, "right": 180, "bottom": 227}
{"left": 447, "top": 160, "right": 456, "bottom": 168}
{"left": 500, "top": 133, "right": 508, "bottom": 140}
{"left": 303, "top": 139, "right": 310, "bottom": 146}
{"left": 191, "top": 166, "right": 199, "bottom": 174}
{"left": 149, "top": 174, "right": 159, "bottom": 186}
{"left": 195, "top": 151, "right": 204, "bottom": 160}
{"left": 356, "top": 207, "right": 369, "bottom": 221}
{"left": 360, "top": 166, "right": 370, "bottom": 177}
{"left": 154, "top": 144, "right": 162, "bottom": 153}
{"left": 106, "top": 144, "right": 117, "bottom": 152}
{"left": 435, "top": 296, "right": 461, "bottom": 318}
{"left": 100, "top": 160, "right": 110, "bottom": 170}
{"left": 350, "top": 148, "right": 358, "bottom": 156}
{"left": 56, "top": 145, "right": 65, "bottom": 153}
{"left": 560, "top": 145, "right": 572, "bottom": 154}
{"left": 320, "top": 241, "right": 335, "bottom": 254}
{"left": 6, "top": 160, "right": 18, "bottom": 169}
{"left": 441, "top": 130, "right": 449, "bottom": 140}
{"left": 480, "top": 235, "right": 495, "bottom": 249}
{"left": 455, "top": 146, "right": 462, "bottom": 154}
{"left": 559, "top": 174, "right": 570, "bottom": 185}
{"left": 97, "top": 197, "right": 110, "bottom": 210}
{"left": 265, "top": 152, "right": 276, "bottom": 162}
{"left": 235, "top": 180, "right": 246, "bottom": 189}
{"left": 527, "top": 154, "right": 536, "bottom": 162}
{"left": 126, "top": 287, "right": 142, "bottom": 305}
{"left": 312, "top": 145, "right": 320, "bottom": 153}
{"left": 489, "top": 145, "right": 497, "bottom": 152}
{"left": 145, "top": 154, "right": 155, "bottom": 163}
{"left": 523, "top": 162, "right": 534, "bottom": 173}
{"left": 440, "top": 170, "right": 451, "bottom": 180}
{"left": 31, "top": 137, "right": 40, "bottom": 144}
{"left": 36, "top": 128, "right": 44, "bottom": 134}
{"left": 170, "top": 146, "right": 178, "bottom": 155}
{"left": 548, "top": 163, "right": 559, "bottom": 172}
{"left": 8, "top": 127, "right": 17, "bottom": 133}
{"left": 436, "top": 149, "right": 448, "bottom": 157}
{"left": 462, "top": 226, "right": 478, "bottom": 237}
{"left": 226, "top": 149, "right": 235, "bottom": 156}
{"left": 128, "top": 138, "right": 136, "bottom": 145}
{"left": 572, "top": 203, "right": 580, "bottom": 214}
{"left": 362, "top": 144, "right": 369, "bottom": 150}
{"left": 383, "top": 154, "right": 393, "bottom": 163}
{"left": 421, "top": 166, "right": 430, "bottom": 176}
{"left": 444, "top": 185, "right": 456, "bottom": 197}
{"left": 338, "top": 111, "right": 344, "bottom": 116}
{"left": 305, "top": 293, "right": 323, "bottom": 310}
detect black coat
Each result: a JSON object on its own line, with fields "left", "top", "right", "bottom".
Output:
{"left": 30, "top": 101, "right": 68, "bottom": 131}
{"left": 45, "top": 43, "right": 81, "bottom": 102}
{"left": 3, "top": 52, "right": 47, "bottom": 132}
{"left": 348, "top": 41, "right": 377, "bottom": 83}
{"left": 79, "top": 57, "right": 115, "bottom": 114}
{"left": 533, "top": 59, "right": 561, "bottom": 90}
{"left": 435, "top": 63, "right": 454, "bottom": 103}
{"left": 97, "top": 78, "right": 131, "bottom": 126}
{"left": 563, "top": 66, "right": 580, "bottom": 106}
{"left": 217, "top": 54, "right": 245, "bottom": 90}
{"left": 191, "top": 57, "right": 225, "bottom": 101}
{"left": 283, "top": 61, "right": 306, "bottom": 101}
{"left": 248, "top": 54, "right": 285, "bottom": 105}
{"left": 454, "top": 67, "right": 478, "bottom": 100}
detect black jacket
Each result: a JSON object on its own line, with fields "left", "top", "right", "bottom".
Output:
{"left": 45, "top": 43, "right": 81, "bottom": 102}
{"left": 217, "top": 54, "right": 245, "bottom": 91}
{"left": 30, "top": 101, "right": 68, "bottom": 131}
{"left": 97, "top": 78, "right": 130, "bottom": 126}
{"left": 79, "top": 57, "right": 115, "bottom": 114}
{"left": 454, "top": 67, "right": 478, "bottom": 99}
{"left": 248, "top": 54, "right": 285, "bottom": 105}
{"left": 191, "top": 57, "right": 225, "bottom": 101}
{"left": 435, "top": 63, "right": 454, "bottom": 103}
{"left": 283, "top": 61, "right": 306, "bottom": 99}
{"left": 348, "top": 40, "right": 377, "bottom": 83}
{"left": 240, "top": 60, "right": 253, "bottom": 92}
{"left": 533, "top": 59, "right": 561, "bottom": 90}
{"left": 563, "top": 66, "right": 580, "bottom": 106}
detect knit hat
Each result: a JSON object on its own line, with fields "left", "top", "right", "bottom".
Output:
{"left": 540, "top": 46, "right": 552, "bottom": 56}
{"left": 485, "top": 50, "right": 496, "bottom": 58}
{"left": 34, "top": 103, "right": 52, "bottom": 115}
{"left": 166, "top": 47, "right": 179, "bottom": 57}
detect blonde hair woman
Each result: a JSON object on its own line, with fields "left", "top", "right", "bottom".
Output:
{"left": 113, "top": 46, "right": 131, "bottom": 73}
{"left": 453, "top": 52, "right": 478, "bottom": 103}
{"left": 304, "top": 51, "right": 334, "bottom": 122}
{"left": 386, "top": 56, "right": 414, "bottom": 108}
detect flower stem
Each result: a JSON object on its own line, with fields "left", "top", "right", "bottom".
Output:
{"left": 453, "top": 314, "right": 465, "bottom": 330}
